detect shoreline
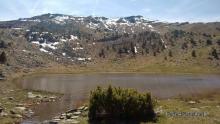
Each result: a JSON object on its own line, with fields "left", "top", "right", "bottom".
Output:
{"left": 1, "top": 65, "right": 220, "bottom": 123}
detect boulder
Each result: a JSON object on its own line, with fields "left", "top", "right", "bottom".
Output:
{"left": 0, "top": 107, "right": 3, "bottom": 113}
{"left": 190, "top": 108, "right": 200, "bottom": 111}
{"left": 71, "top": 116, "right": 79, "bottom": 119}
{"left": 28, "top": 109, "right": 34, "bottom": 115}
{"left": 66, "top": 113, "right": 72, "bottom": 119}
{"left": 36, "top": 95, "right": 43, "bottom": 99}
{"left": 41, "top": 98, "right": 50, "bottom": 102}
{"left": 73, "top": 111, "right": 81, "bottom": 115}
{"left": 155, "top": 106, "right": 163, "bottom": 115}
{"left": 16, "top": 104, "right": 25, "bottom": 107}
{"left": 10, "top": 107, "right": 26, "bottom": 115}
{"left": 77, "top": 106, "right": 85, "bottom": 111}
{"left": 50, "top": 96, "right": 56, "bottom": 100}
{"left": 12, "top": 114, "right": 23, "bottom": 118}
{"left": 53, "top": 118, "right": 61, "bottom": 121}
{"left": 59, "top": 115, "right": 65, "bottom": 120}
{"left": 28, "top": 92, "right": 36, "bottom": 98}
{"left": 24, "top": 109, "right": 34, "bottom": 118}
{"left": 15, "top": 107, "right": 26, "bottom": 111}
{"left": 10, "top": 110, "right": 17, "bottom": 114}
{"left": 83, "top": 107, "right": 88, "bottom": 111}
{"left": 0, "top": 112, "right": 8, "bottom": 117}
{"left": 67, "top": 109, "right": 77, "bottom": 113}
{"left": 188, "top": 101, "right": 196, "bottom": 104}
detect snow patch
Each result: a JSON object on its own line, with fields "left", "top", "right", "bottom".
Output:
{"left": 87, "top": 22, "right": 99, "bottom": 29}
{"left": 148, "top": 25, "right": 153, "bottom": 28}
{"left": 73, "top": 47, "right": 84, "bottom": 51}
{"left": 62, "top": 53, "right": 66, "bottom": 56}
{"left": 60, "top": 39, "right": 67, "bottom": 42}
{"left": 40, "top": 48, "right": 49, "bottom": 53}
{"left": 70, "top": 35, "right": 78, "bottom": 40}
{"left": 12, "top": 28, "right": 22, "bottom": 30}
{"left": 22, "top": 50, "right": 27, "bottom": 52}
{"left": 32, "top": 41, "right": 58, "bottom": 50}
{"left": 77, "top": 58, "right": 86, "bottom": 61}
{"left": 134, "top": 46, "right": 138, "bottom": 53}
{"left": 53, "top": 15, "right": 69, "bottom": 24}
{"left": 87, "top": 57, "right": 92, "bottom": 61}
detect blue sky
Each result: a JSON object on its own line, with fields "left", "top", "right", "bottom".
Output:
{"left": 0, "top": 0, "right": 220, "bottom": 22}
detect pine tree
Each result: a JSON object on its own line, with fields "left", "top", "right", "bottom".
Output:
{"left": 99, "top": 49, "right": 105, "bottom": 58}
{"left": 206, "top": 39, "right": 212, "bottom": 46}
{"left": 0, "top": 51, "right": 7, "bottom": 64}
{"left": 168, "top": 50, "right": 173, "bottom": 57}
{"left": 212, "top": 48, "right": 219, "bottom": 59}
{"left": 192, "top": 50, "right": 196, "bottom": 57}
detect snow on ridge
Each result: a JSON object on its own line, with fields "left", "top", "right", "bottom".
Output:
{"left": 85, "top": 16, "right": 157, "bottom": 31}
{"left": 12, "top": 28, "right": 22, "bottom": 30}
{"left": 70, "top": 35, "right": 78, "bottom": 40}
{"left": 86, "top": 22, "right": 100, "bottom": 29}
{"left": 19, "top": 18, "right": 41, "bottom": 22}
{"left": 72, "top": 47, "right": 84, "bottom": 51}
{"left": 148, "top": 25, "right": 153, "bottom": 28}
{"left": 62, "top": 53, "right": 66, "bottom": 56}
{"left": 52, "top": 15, "right": 70, "bottom": 24}
{"left": 40, "top": 48, "right": 49, "bottom": 53}
{"left": 105, "top": 18, "right": 119, "bottom": 25}
{"left": 54, "top": 16, "right": 69, "bottom": 21}
{"left": 32, "top": 41, "right": 58, "bottom": 50}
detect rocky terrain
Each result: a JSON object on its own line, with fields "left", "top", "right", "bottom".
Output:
{"left": 0, "top": 14, "right": 219, "bottom": 76}
{"left": 0, "top": 13, "right": 220, "bottom": 123}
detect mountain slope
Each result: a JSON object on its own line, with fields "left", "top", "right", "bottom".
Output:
{"left": 0, "top": 13, "right": 219, "bottom": 74}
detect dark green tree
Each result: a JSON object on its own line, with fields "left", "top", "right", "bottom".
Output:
{"left": 192, "top": 50, "right": 196, "bottom": 57}
{"left": 99, "top": 49, "right": 105, "bottom": 58}
{"left": 168, "top": 50, "right": 173, "bottom": 57}
{"left": 211, "top": 48, "right": 219, "bottom": 59}
{"left": 88, "top": 86, "right": 156, "bottom": 121}
{"left": 0, "top": 51, "right": 7, "bottom": 64}
{"left": 206, "top": 39, "right": 212, "bottom": 46}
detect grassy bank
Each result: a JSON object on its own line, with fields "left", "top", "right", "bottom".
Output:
{"left": 0, "top": 59, "right": 220, "bottom": 123}
{"left": 78, "top": 90, "right": 220, "bottom": 124}
{"left": 28, "top": 57, "right": 220, "bottom": 75}
{"left": 156, "top": 91, "right": 220, "bottom": 124}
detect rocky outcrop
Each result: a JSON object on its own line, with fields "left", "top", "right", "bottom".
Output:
{"left": 47, "top": 106, "right": 88, "bottom": 124}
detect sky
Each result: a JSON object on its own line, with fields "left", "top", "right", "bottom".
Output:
{"left": 0, "top": 0, "right": 220, "bottom": 22}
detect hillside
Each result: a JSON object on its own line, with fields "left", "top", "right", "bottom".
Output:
{"left": 0, "top": 13, "right": 220, "bottom": 76}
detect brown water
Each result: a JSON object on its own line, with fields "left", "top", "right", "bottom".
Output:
{"left": 20, "top": 73, "right": 220, "bottom": 123}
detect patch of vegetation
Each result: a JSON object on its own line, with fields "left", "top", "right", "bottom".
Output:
{"left": 171, "top": 30, "right": 186, "bottom": 39}
{"left": 0, "top": 51, "right": 7, "bottom": 64}
{"left": 192, "top": 50, "right": 197, "bottom": 57}
{"left": 206, "top": 39, "right": 213, "bottom": 46}
{"left": 88, "top": 86, "right": 156, "bottom": 122}
{"left": 211, "top": 48, "right": 219, "bottom": 59}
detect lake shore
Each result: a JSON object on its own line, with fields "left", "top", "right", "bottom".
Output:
{"left": 0, "top": 64, "right": 220, "bottom": 123}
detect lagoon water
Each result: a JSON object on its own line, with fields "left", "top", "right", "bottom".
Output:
{"left": 20, "top": 73, "right": 220, "bottom": 122}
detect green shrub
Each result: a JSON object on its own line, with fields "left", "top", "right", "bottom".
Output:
{"left": 192, "top": 50, "right": 196, "bottom": 57}
{"left": 0, "top": 51, "right": 7, "bottom": 64}
{"left": 88, "top": 86, "right": 156, "bottom": 121}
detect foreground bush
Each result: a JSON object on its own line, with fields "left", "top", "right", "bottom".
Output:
{"left": 88, "top": 86, "right": 156, "bottom": 121}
